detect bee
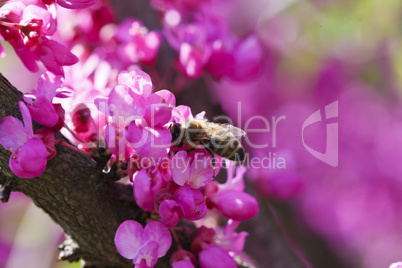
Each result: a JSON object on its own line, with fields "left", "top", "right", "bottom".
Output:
{"left": 170, "top": 119, "right": 246, "bottom": 177}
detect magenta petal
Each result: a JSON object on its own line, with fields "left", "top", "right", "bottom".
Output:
{"left": 34, "top": 128, "right": 56, "bottom": 160}
{"left": 108, "top": 84, "right": 143, "bottom": 120}
{"left": 174, "top": 185, "right": 206, "bottom": 220}
{"left": 18, "top": 138, "right": 49, "bottom": 173}
{"left": 126, "top": 121, "right": 143, "bottom": 145}
{"left": 114, "top": 220, "right": 143, "bottom": 259}
{"left": 11, "top": 36, "right": 39, "bottom": 72}
{"left": 144, "top": 102, "right": 172, "bottom": 127}
{"left": 199, "top": 245, "right": 237, "bottom": 268}
{"left": 27, "top": 95, "right": 58, "bottom": 127}
{"left": 154, "top": 89, "right": 176, "bottom": 108}
{"left": 230, "top": 35, "right": 263, "bottom": 81}
{"left": 188, "top": 154, "right": 213, "bottom": 189}
{"left": 174, "top": 105, "right": 192, "bottom": 122}
{"left": 159, "top": 200, "right": 184, "bottom": 227}
{"left": 133, "top": 241, "right": 159, "bottom": 267}
{"left": 143, "top": 221, "right": 172, "bottom": 258}
{"left": 22, "top": 5, "right": 57, "bottom": 36}
{"left": 0, "top": 116, "right": 28, "bottom": 150}
{"left": 172, "top": 259, "right": 195, "bottom": 268}
{"left": 216, "top": 190, "right": 259, "bottom": 221}
{"left": 117, "top": 70, "right": 153, "bottom": 98}
{"left": 56, "top": 0, "right": 97, "bottom": 9}
{"left": 171, "top": 151, "right": 190, "bottom": 186}
{"left": 35, "top": 44, "right": 64, "bottom": 76}
{"left": 133, "top": 169, "right": 162, "bottom": 211}
{"left": 45, "top": 39, "right": 79, "bottom": 66}
{"left": 37, "top": 72, "right": 63, "bottom": 100}
{"left": 18, "top": 101, "right": 33, "bottom": 137}
{"left": 9, "top": 153, "right": 45, "bottom": 178}
{"left": 94, "top": 97, "right": 110, "bottom": 116}
{"left": 136, "top": 127, "right": 170, "bottom": 165}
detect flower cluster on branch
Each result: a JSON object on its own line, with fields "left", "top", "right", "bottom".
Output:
{"left": 0, "top": 0, "right": 260, "bottom": 267}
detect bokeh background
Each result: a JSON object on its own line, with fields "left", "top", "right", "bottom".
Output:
{"left": 1, "top": 0, "right": 402, "bottom": 267}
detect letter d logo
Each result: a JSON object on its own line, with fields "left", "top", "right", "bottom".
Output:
{"left": 302, "top": 101, "right": 338, "bottom": 167}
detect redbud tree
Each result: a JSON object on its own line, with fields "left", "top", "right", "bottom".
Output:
{"left": 0, "top": 0, "right": 307, "bottom": 267}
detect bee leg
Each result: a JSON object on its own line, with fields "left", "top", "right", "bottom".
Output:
{"left": 201, "top": 142, "right": 216, "bottom": 178}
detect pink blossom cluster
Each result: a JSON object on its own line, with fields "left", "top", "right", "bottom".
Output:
{"left": 0, "top": 0, "right": 85, "bottom": 75}
{"left": 0, "top": 0, "right": 262, "bottom": 267}
{"left": 150, "top": 0, "right": 264, "bottom": 80}
{"left": 0, "top": 28, "right": 258, "bottom": 268}
{"left": 0, "top": 70, "right": 69, "bottom": 178}
{"left": 89, "top": 69, "right": 259, "bottom": 267}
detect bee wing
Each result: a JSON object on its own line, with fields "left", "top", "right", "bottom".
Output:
{"left": 203, "top": 122, "right": 246, "bottom": 140}
{"left": 221, "top": 124, "right": 246, "bottom": 138}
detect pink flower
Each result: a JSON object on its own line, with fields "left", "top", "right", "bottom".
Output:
{"left": 23, "top": 72, "right": 67, "bottom": 128}
{"left": 214, "top": 220, "right": 248, "bottom": 255}
{"left": 97, "top": 83, "right": 145, "bottom": 155}
{"left": 227, "top": 34, "right": 264, "bottom": 82}
{"left": 126, "top": 123, "right": 171, "bottom": 165}
{"left": 116, "top": 19, "right": 162, "bottom": 65}
{"left": 0, "top": 102, "right": 52, "bottom": 178}
{"left": 171, "top": 151, "right": 213, "bottom": 189}
{"left": 158, "top": 199, "right": 184, "bottom": 227}
{"left": 0, "top": 3, "right": 78, "bottom": 75}
{"left": 133, "top": 169, "right": 164, "bottom": 211}
{"left": 143, "top": 90, "right": 174, "bottom": 127}
{"left": 0, "top": 2, "right": 39, "bottom": 72}
{"left": 173, "top": 184, "right": 207, "bottom": 221}
{"left": 198, "top": 245, "right": 237, "bottom": 268}
{"left": 215, "top": 190, "right": 258, "bottom": 221}
{"left": 204, "top": 161, "right": 258, "bottom": 221}
{"left": 33, "top": 38, "right": 78, "bottom": 75}
{"left": 114, "top": 220, "right": 172, "bottom": 267}
{"left": 117, "top": 69, "right": 153, "bottom": 98}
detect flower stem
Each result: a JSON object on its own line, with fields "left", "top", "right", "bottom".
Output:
{"left": 56, "top": 140, "right": 92, "bottom": 157}
{"left": 169, "top": 228, "right": 182, "bottom": 250}
{"left": 63, "top": 123, "right": 92, "bottom": 148}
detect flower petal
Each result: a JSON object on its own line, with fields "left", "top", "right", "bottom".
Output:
{"left": 17, "top": 138, "right": 49, "bottom": 173}
{"left": 154, "top": 89, "right": 176, "bottom": 108}
{"left": 135, "top": 127, "right": 171, "bottom": 165}
{"left": 132, "top": 240, "right": 159, "bottom": 267}
{"left": 36, "top": 71, "right": 63, "bottom": 101}
{"left": 188, "top": 154, "right": 213, "bottom": 189}
{"left": 143, "top": 221, "right": 172, "bottom": 258}
{"left": 216, "top": 190, "right": 259, "bottom": 221}
{"left": 199, "top": 245, "right": 237, "bottom": 268}
{"left": 114, "top": 220, "right": 143, "bottom": 259}
{"left": 18, "top": 101, "right": 33, "bottom": 137}
{"left": 0, "top": 116, "right": 28, "bottom": 150}
{"left": 171, "top": 151, "right": 190, "bottom": 186}
{"left": 27, "top": 95, "right": 59, "bottom": 127}
{"left": 159, "top": 200, "right": 184, "bottom": 227}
